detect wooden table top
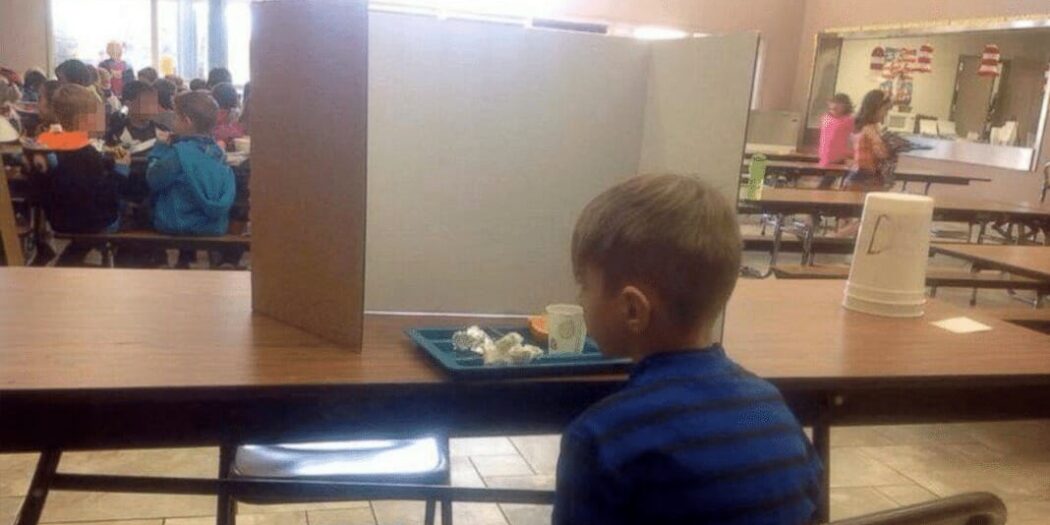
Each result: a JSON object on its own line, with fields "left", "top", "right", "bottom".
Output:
{"left": 742, "top": 188, "right": 1050, "bottom": 220}
{"left": 2, "top": 268, "right": 1048, "bottom": 393}
{"left": 931, "top": 244, "right": 1050, "bottom": 281}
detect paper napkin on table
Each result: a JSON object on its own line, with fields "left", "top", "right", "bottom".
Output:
{"left": 932, "top": 317, "right": 992, "bottom": 334}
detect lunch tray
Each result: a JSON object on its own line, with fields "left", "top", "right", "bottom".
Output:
{"left": 406, "top": 326, "right": 632, "bottom": 380}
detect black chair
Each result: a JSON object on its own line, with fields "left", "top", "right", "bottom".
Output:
{"left": 828, "top": 492, "right": 1006, "bottom": 525}
{"left": 226, "top": 436, "right": 452, "bottom": 524}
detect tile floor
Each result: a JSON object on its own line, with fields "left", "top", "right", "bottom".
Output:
{"left": 6, "top": 233, "right": 1047, "bottom": 524}
{"left": 3, "top": 421, "right": 1050, "bottom": 524}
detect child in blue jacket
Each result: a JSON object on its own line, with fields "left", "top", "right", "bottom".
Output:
{"left": 147, "top": 90, "right": 235, "bottom": 267}
{"left": 147, "top": 90, "right": 234, "bottom": 235}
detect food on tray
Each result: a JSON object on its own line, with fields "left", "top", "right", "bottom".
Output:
{"left": 528, "top": 315, "right": 548, "bottom": 343}
{"left": 451, "top": 326, "right": 544, "bottom": 365}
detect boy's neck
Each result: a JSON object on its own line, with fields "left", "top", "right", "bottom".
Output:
{"left": 629, "top": 322, "right": 717, "bottom": 361}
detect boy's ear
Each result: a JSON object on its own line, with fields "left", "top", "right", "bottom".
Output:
{"left": 619, "top": 285, "right": 651, "bottom": 335}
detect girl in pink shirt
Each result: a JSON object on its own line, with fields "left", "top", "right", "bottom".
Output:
{"left": 817, "top": 93, "right": 854, "bottom": 188}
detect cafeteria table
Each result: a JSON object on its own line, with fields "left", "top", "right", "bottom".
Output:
{"left": 740, "top": 188, "right": 1050, "bottom": 268}
{"left": 742, "top": 159, "right": 992, "bottom": 194}
{"left": 3, "top": 268, "right": 1050, "bottom": 524}
{"left": 931, "top": 244, "right": 1050, "bottom": 308}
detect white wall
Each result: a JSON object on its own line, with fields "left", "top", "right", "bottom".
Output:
{"left": 364, "top": 13, "right": 758, "bottom": 313}
{"left": 639, "top": 32, "right": 760, "bottom": 204}
{"left": 0, "top": 0, "right": 50, "bottom": 74}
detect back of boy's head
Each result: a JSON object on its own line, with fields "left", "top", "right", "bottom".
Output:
{"left": 189, "top": 79, "right": 207, "bottom": 91}
{"left": 572, "top": 174, "right": 742, "bottom": 327}
{"left": 174, "top": 91, "right": 219, "bottom": 134}
{"left": 50, "top": 84, "right": 99, "bottom": 130}
{"left": 206, "top": 68, "right": 232, "bottom": 89}
{"left": 56, "top": 59, "right": 92, "bottom": 87}
{"left": 138, "top": 67, "right": 158, "bottom": 83}
{"left": 122, "top": 80, "right": 156, "bottom": 104}
{"left": 24, "top": 69, "right": 47, "bottom": 90}
{"left": 211, "top": 82, "right": 239, "bottom": 110}
{"left": 154, "top": 79, "right": 177, "bottom": 110}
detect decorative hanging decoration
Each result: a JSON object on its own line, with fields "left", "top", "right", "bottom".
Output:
{"left": 978, "top": 44, "right": 1001, "bottom": 77}
{"left": 916, "top": 44, "right": 933, "bottom": 73}
{"left": 870, "top": 46, "right": 886, "bottom": 73}
{"left": 899, "top": 47, "right": 918, "bottom": 73}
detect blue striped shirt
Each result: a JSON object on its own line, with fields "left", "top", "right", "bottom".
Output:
{"left": 553, "top": 346, "right": 822, "bottom": 525}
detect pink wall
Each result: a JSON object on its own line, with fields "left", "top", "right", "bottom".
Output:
{"left": 553, "top": 0, "right": 807, "bottom": 111}
{"left": 791, "top": 0, "right": 1050, "bottom": 203}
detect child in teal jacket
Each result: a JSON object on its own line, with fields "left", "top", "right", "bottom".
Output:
{"left": 147, "top": 91, "right": 235, "bottom": 236}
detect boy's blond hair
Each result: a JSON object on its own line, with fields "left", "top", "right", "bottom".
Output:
{"left": 50, "top": 84, "right": 99, "bottom": 131}
{"left": 572, "top": 174, "right": 741, "bottom": 327}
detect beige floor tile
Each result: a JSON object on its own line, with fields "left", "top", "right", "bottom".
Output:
{"left": 830, "top": 427, "right": 895, "bottom": 448}
{"left": 307, "top": 506, "right": 377, "bottom": 525}
{"left": 873, "top": 423, "right": 981, "bottom": 447}
{"left": 0, "top": 453, "right": 38, "bottom": 497}
{"left": 901, "top": 462, "right": 1050, "bottom": 501}
{"left": 165, "top": 512, "right": 306, "bottom": 525}
{"left": 499, "top": 504, "right": 552, "bottom": 525}
{"left": 829, "top": 487, "right": 899, "bottom": 521}
{"left": 829, "top": 448, "right": 912, "bottom": 488}
{"left": 450, "top": 502, "right": 508, "bottom": 525}
{"left": 30, "top": 492, "right": 215, "bottom": 522}
{"left": 450, "top": 437, "right": 518, "bottom": 458}
{"left": 0, "top": 497, "right": 17, "bottom": 524}
{"left": 508, "top": 435, "right": 560, "bottom": 475}
{"left": 60, "top": 448, "right": 217, "bottom": 478}
{"left": 874, "top": 484, "right": 939, "bottom": 506}
{"left": 1006, "top": 499, "right": 1050, "bottom": 525}
{"left": 483, "top": 474, "right": 556, "bottom": 491}
{"left": 858, "top": 442, "right": 1004, "bottom": 472}
{"left": 967, "top": 420, "right": 1050, "bottom": 461}
{"left": 235, "top": 500, "right": 371, "bottom": 514}
{"left": 370, "top": 500, "right": 429, "bottom": 525}
{"left": 450, "top": 456, "right": 486, "bottom": 488}
{"left": 470, "top": 455, "right": 534, "bottom": 478}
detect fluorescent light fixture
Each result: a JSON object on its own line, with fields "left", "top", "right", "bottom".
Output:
{"left": 632, "top": 26, "right": 689, "bottom": 40}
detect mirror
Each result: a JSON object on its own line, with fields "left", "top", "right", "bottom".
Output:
{"left": 805, "top": 18, "right": 1050, "bottom": 171}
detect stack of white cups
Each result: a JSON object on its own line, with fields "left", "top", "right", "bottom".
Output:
{"left": 843, "top": 192, "right": 935, "bottom": 318}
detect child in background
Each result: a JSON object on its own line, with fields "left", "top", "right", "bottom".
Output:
{"left": 99, "top": 41, "right": 134, "bottom": 98}
{"left": 845, "top": 89, "right": 892, "bottom": 191}
{"left": 137, "top": 67, "right": 159, "bottom": 84}
{"left": 147, "top": 91, "right": 235, "bottom": 266}
{"left": 105, "top": 80, "right": 165, "bottom": 145}
{"left": 55, "top": 59, "right": 93, "bottom": 87}
{"left": 165, "top": 75, "right": 187, "bottom": 93}
{"left": 35, "top": 84, "right": 129, "bottom": 264}
{"left": 817, "top": 93, "right": 854, "bottom": 188}
{"left": 27, "top": 80, "right": 62, "bottom": 137}
{"left": 0, "top": 78, "right": 22, "bottom": 136}
{"left": 211, "top": 82, "right": 245, "bottom": 147}
{"left": 22, "top": 69, "right": 47, "bottom": 103}
{"left": 95, "top": 68, "right": 122, "bottom": 115}
{"left": 206, "top": 67, "right": 232, "bottom": 89}
{"left": 554, "top": 174, "right": 822, "bottom": 525}
{"left": 153, "top": 79, "right": 178, "bottom": 130}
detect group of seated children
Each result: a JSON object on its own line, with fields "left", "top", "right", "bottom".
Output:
{"left": 10, "top": 59, "right": 240, "bottom": 267}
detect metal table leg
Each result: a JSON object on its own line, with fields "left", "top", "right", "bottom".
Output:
{"left": 217, "top": 444, "right": 237, "bottom": 525}
{"left": 15, "top": 450, "right": 62, "bottom": 525}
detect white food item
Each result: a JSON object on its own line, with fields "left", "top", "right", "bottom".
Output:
{"left": 481, "top": 340, "right": 510, "bottom": 365}
{"left": 494, "top": 332, "right": 524, "bottom": 353}
{"left": 452, "top": 326, "right": 491, "bottom": 352}
{"left": 507, "top": 344, "right": 544, "bottom": 364}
